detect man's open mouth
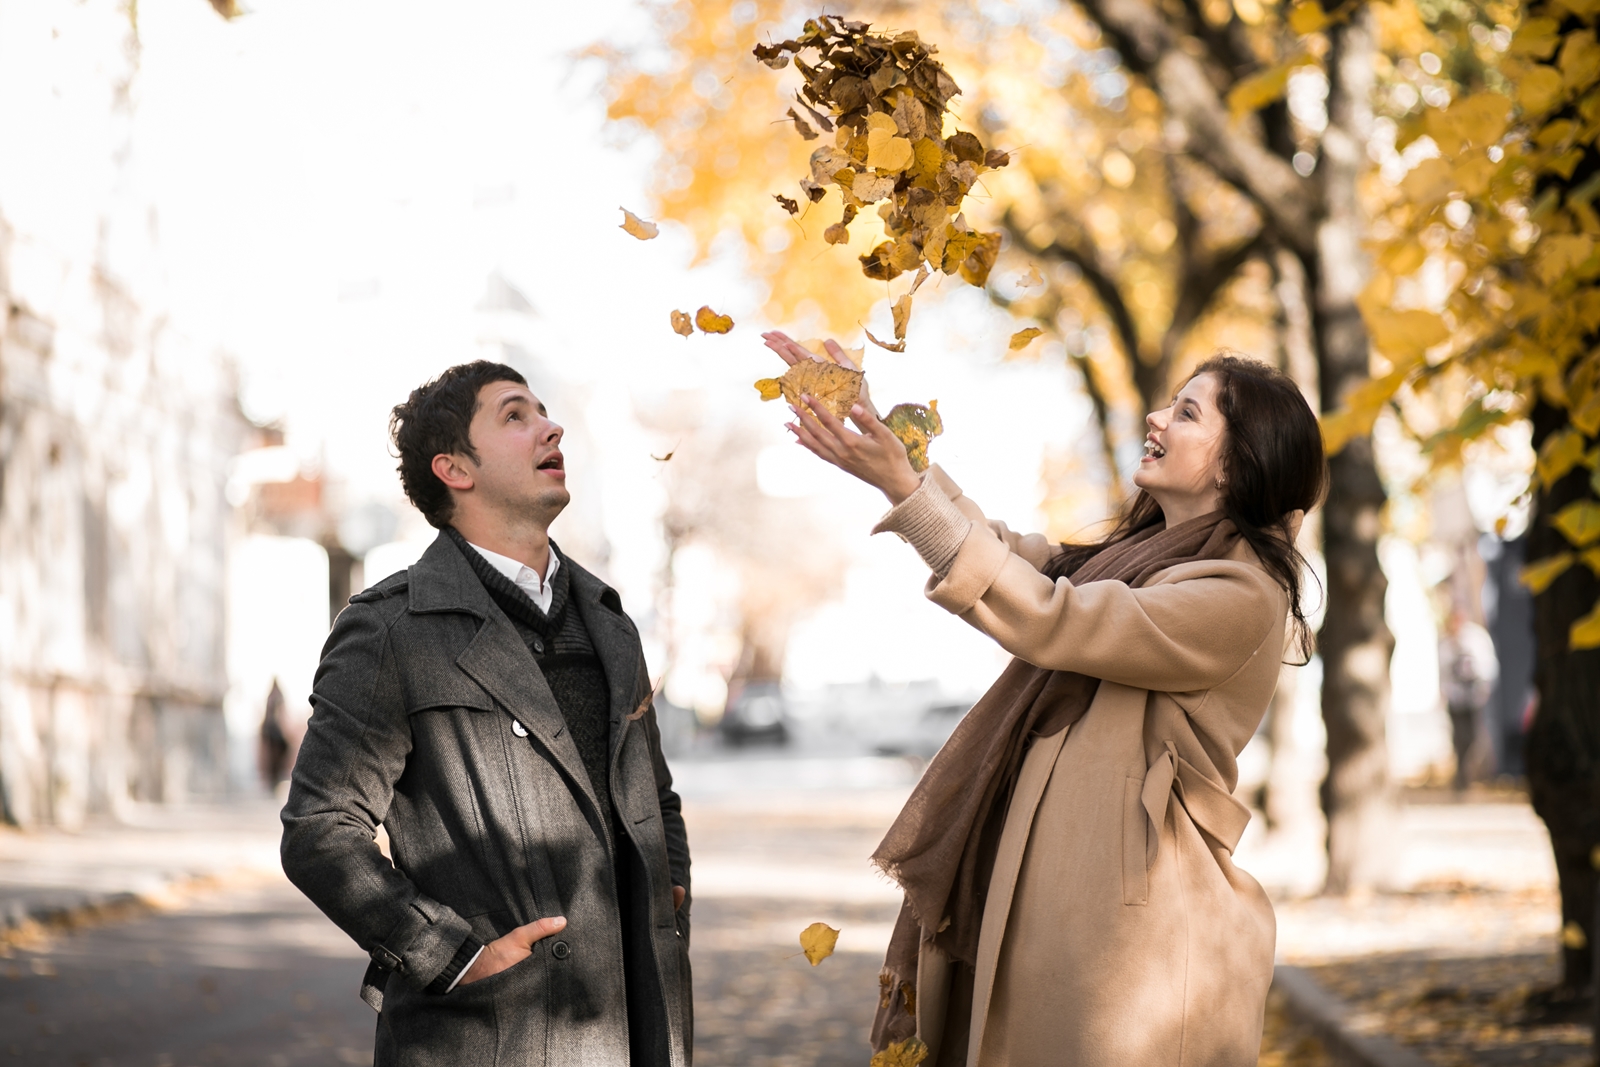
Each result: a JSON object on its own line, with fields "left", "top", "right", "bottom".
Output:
{"left": 538, "top": 454, "right": 564, "bottom": 471}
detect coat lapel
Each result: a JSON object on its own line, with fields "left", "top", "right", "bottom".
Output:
{"left": 407, "top": 532, "right": 603, "bottom": 818}
{"left": 564, "top": 556, "right": 646, "bottom": 768}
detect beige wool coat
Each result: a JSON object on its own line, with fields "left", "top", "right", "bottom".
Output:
{"left": 874, "top": 467, "right": 1285, "bottom": 1067}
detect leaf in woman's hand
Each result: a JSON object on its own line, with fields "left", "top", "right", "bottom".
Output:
{"left": 753, "top": 360, "right": 863, "bottom": 419}
{"left": 884, "top": 401, "right": 943, "bottom": 472}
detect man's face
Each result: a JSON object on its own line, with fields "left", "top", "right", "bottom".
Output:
{"left": 453, "top": 379, "right": 569, "bottom": 526}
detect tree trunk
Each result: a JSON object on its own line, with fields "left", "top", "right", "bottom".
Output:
{"left": 1526, "top": 399, "right": 1600, "bottom": 992}
{"left": 1311, "top": 8, "right": 1396, "bottom": 895}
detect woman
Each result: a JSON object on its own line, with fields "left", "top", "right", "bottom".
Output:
{"left": 765, "top": 330, "right": 1325, "bottom": 1067}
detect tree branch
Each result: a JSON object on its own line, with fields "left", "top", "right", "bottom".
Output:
{"left": 1075, "top": 0, "right": 1319, "bottom": 255}
{"left": 1001, "top": 208, "right": 1145, "bottom": 369}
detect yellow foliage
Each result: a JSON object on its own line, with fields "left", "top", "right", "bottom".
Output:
{"left": 1538, "top": 427, "right": 1589, "bottom": 487}
{"left": 1227, "top": 64, "right": 1293, "bottom": 118}
{"left": 1535, "top": 234, "right": 1596, "bottom": 285}
{"left": 799, "top": 921, "right": 840, "bottom": 965}
{"left": 1365, "top": 309, "right": 1449, "bottom": 361}
{"left": 1519, "top": 65, "right": 1567, "bottom": 115}
{"left": 1571, "top": 600, "right": 1600, "bottom": 649}
{"left": 1521, "top": 552, "right": 1575, "bottom": 593}
{"left": 1424, "top": 93, "right": 1512, "bottom": 155}
{"left": 1560, "top": 30, "right": 1600, "bottom": 91}
{"left": 871, "top": 1037, "right": 930, "bottom": 1067}
{"left": 1287, "top": 1, "right": 1328, "bottom": 35}
{"left": 1010, "top": 327, "right": 1045, "bottom": 350}
{"left": 1554, "top": 501, "right": 1600, "bottom": 546}
{"left": 884, "top": 400, "right": 943, "bottom": 471}
{"left": 1510, "top": 17, "right": 1562, "bottom": 59}
{"left": 695, "top": 306, "right": 735, "bottom": 334}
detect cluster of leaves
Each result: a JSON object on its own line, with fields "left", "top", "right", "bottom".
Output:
{"left": 755, "top": 15, "right": 1009, "bottom": 349}
{"left": 672, "top": 306, "right": 735, "bottom": 336}
{"left": 1328, "top": 0, "right": 1600, "bottom": 647}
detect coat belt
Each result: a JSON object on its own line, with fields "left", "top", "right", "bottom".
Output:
{"left": 1139, "top": 741, "right": 1251, "bottom": 867}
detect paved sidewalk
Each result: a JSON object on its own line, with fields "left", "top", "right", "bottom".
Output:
{"left": 0, "top": 797, "right": 285, "bottom": 939}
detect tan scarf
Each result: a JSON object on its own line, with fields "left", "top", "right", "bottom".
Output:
{"left": 868, "top": 511, "right": 1239, "bottom": 1063}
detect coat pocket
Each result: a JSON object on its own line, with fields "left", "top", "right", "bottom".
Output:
{"left": 1122, "top": 776, "right": 1149, "bottom": 906}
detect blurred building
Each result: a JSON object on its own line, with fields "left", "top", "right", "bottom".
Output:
{"left": 0, "top": 0, "right": 248, "bottom": 826}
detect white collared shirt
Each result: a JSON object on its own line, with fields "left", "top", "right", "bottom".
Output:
{"left": 465, "top": 540, "right": 560, "bottom": 614}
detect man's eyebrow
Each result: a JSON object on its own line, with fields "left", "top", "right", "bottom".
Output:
{"left": 496, "top": 393, "right": 530, "bottom": 412}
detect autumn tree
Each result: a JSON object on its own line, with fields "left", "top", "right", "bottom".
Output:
{"left": 1339, "top": 0, "right": 1600, "bottom": 993}
{"left": 599, "top": 0, "right": 1399, "bottom": 890}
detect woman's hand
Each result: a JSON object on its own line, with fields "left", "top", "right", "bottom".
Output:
{"left": 761, "top": 330, "right": 922, "bottom": 506}
{"left": 456, "top": 915, "right": 566, "bottom": 986}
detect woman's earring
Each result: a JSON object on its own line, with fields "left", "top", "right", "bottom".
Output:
{"left": 1215, "top": 478, "right": 1225, "bottom": 490}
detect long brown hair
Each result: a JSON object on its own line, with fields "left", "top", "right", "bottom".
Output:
{"left": 1044, "top": 354, "right": 1327, "bottom": 658}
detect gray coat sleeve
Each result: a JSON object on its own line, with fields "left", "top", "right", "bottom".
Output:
{"left": 280, "top": 600, "right": 474, "bottom": 991}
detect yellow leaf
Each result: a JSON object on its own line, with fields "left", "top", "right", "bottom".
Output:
{"left": 1554, "top": 500, "right": 1600, "bottom": 546}
{"left": 800, "top": 921, "right": 840, "bottom": 965}
{"left": 1009, "top": 327, "right": 1045, "bottom": 350}
{"left": 867, "top": 127, "right": 915, "bottom": 172}
{"left": 909, "top": 262, "right": 931, "bottom": 296}
{"left": 1426, "top": 92, "right": 1513, "bottom": 155}
{"left": 1228, "top": 65, "right": 1291, "bottom": 119}
{"left": 761, "top": 361, "right": 864, "bottom": 419}
{"left": 884, "top": 400, "right": 943, "bottom": 472}
{"left": 670, "top": 310, "right": 693, "bottom": 338}
{"left": 1561, "top": 30, "right": 1600, "bottom": 91}
{"left": 1287, "top": 1, "right": 1328, "bottom": 34}
{"left": 1510, "top": 17, "right": 1562, "bottom": 59}
{"left": 1538, "top": 427, "right": 1588, "bottom": 487}
{"left": 1535, "top": 234, "right": 1596, "bottom": 285}
{"left": 1379, "top": 243, "right": 1428, "bottom": 276}
{"left": 1582, "top": 547, "right": 1600, "bottom": 574}
{"left": 1401, "top": 158, "right": 1456, "bottom": 208}
{"left": 1017, "top": 264, "right": 1044, "bottom": 288}
{"left": 892, "top": 294, "right": 913, "bottom": 340}
{"left": 755, "top": 378, "right": 783, "bottom": 401}
{"left": 1519, "top": 66, "right": 1566, "bottom": 116}
{"left": 1573, "top": 599, "right": 1600, "bottom": 649}
{"left": 619, "top": 207, "right": 659, "bottom": 240}
{"left": 1520, "top": 552, "right": 1575, "bottom": 592}
{"left": 870, "top": 1037, "right": 930, "bottom": 1067}
{"left": 695, "top": 306, "right": 734, "bottom": 334}
{"left": 1365, "top": 309, "right": 1449, "bottom": 361}
{"left": 1320, "top": 366, "right": 1410, "bottom": 453}
{"left": 1562, "top": 920, "right": 1590, "bottom": 948}
{"left": 910, "top": 137, "right": 948, "bottom": 188}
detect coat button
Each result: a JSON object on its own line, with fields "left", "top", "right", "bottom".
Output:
{"left": 511, "top": 720, "right": 529, "bottom": 738}
{"left": 551, "top": 940, "right": 570, "bottom": 960}
{"left": 532, "top": 639, "right": 545, "bottom": 655}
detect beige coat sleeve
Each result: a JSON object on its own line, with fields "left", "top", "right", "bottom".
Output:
{"left": 873, "top": 466, "right": 1282, "bottom": 693}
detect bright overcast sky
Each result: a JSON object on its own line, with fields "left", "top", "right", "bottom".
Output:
{"left": 133, "top": 0, "right": 1093, "bottom": 698}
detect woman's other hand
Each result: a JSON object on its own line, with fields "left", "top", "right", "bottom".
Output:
{"left": 761, "top": 330, "right": 922, "bottom": 506}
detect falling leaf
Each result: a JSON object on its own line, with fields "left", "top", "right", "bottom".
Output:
{"left": 1227, "top": 64, "right": 1293, "bottom": 118}
{"left": 794, "top": 95, "right": 834, "bottom": 132}
{"left": 891, "top": 294, "right": 912, "bottom": 340}
{"left": 884, "top": 400, "right": 943, "bottom": 472}
{"left": 865, "top": 326, "right": 906, "bottom": 352}
{"left": 774, "top": 193, "right": 800, "bottom": 215}
{"left": 651, "top": 451, "right": 675, "bottom": 462}
{"left": 1287, "top": 1, "right": 1328, "bottom": 34}
{"left": 695, "top": 306, "right": 734, "bottom": 334}
{"left": 670, "top": 310, "right": 694, "bottom": 337}
{"left": 756, "top": 361, "right": 864, "bottom": 420}
{"left": 870, "top": 1037, "right": 930, "bottom": 1067}
{"left": 1017, "top": 265, "right": 1044, "bottom": 289}
{"left": 909, "top": 263, "right": 931, "bottom": 295}
{"left": 1554, "top": 501, "right": 1600, "bottom": 546}
{"left": 619, "top": 207, "right": 659, "bottom": 240}
{"left": 1521, "top": 552, "right": 1575, "bottom": 593}
{"left": 785, "top": 107, "right": 819, "bottom": 141}
{"left": 799, "top": 922, "right": 840, "bottom": 965}
{"left": 984, "top": 148, "right": 1011, "bottom": 168}
{"left": 825, "top": 222, "right": 851, "bottom": 244}
{"left": 1010, "top": 327, "right": 1044, "bottom": 350}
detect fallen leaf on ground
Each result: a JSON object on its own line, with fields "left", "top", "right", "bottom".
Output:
{"left": 670, "top": 310, "right": 693, "bottom": 337}
{"left": 884, "top": 401, "right": 943, "bottom": 472}
{"left": 870, "top": 1037, "right": 930, "bottom": 1067}
{"left": 865, "top": 326, "right": 906, "bottom": 352}
{"left": 800, "top": 921, "right": 840, "bottom": 966}
{"left": 755, "top": 362, "right": 863, "bottom": 420}
{"left": 695, "top": 306, "right": 734, "bottom": 334}
{"left": 619, "top": 207, "right": 658, "bottom": 240}
{"left": 1010, "top": 327, "right": 1044, "bottom": 350}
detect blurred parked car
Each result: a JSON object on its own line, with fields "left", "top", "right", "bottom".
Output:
{"left": 870, "top": 700, "right": 972, "bottom": 759}
{"left": 719, "top": 682, "right": 790, "bottom": 747}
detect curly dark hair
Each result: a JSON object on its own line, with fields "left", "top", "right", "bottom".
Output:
{"left": 389, "top": 361, "right": 527, "bottom": 528}
{"left": 1045, "top": 354, "right": 1327, "bottom": 660}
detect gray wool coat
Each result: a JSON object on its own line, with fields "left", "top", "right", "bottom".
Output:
{"left": 281, "top": 532, "right": 692, "bottom": 1067}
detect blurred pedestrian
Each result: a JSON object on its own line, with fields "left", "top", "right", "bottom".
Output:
{"left": 1438, "top": 606, "right": 1498, "bottom": 791}
{"left": 281, "top": 362, "right": 691, "bottom": 1067}
{"left": 257, "top": 677, "right": 290, "bottom": 788}
{"left": 774, "top": 332, "right": 1323, "bottom": 1067}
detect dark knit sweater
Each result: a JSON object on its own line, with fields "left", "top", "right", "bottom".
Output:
{"left": 445, "top": 527, "right": 615, "bottom": 827}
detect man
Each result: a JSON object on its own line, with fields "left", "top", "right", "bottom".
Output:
{"left": 1438, "top": 605, "right": 1498, "bottom": 792}
{"left": 281, "top": 361, "right": 692, "bottom": 1066}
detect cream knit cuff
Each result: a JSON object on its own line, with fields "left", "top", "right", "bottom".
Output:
{"left": 871, "top": 472, "right": 973, "bottom": 578}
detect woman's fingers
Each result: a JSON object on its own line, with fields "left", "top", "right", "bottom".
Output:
{"left": 822, "top": 338, "right": 859, "bottom": 371}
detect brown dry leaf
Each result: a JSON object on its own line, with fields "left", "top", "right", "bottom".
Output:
{"left": 619, "top": 207, "right": 659, "bottom": 240}
{"left": 651, "top": 450, "right": 675, "bottom": 462}
{"left": 865, "top": 326, "right": 906, "bottom": 353}
{"left": 785, "top": 107, "right": 819, "bottom": 141}
{"left": 695, "top": 306, "right": 734, "bottom": 334}
{"left": 909, "top": 263, "right": 931, "bottom": 295}
{"left": 799, "top": 921, "right": 840, "bottom": 966}
{"left": 984, "top": 148, "right": 1012, "bottom": 168}
{"left": 1009, "top": 327, "right": 1045, "bottom": 350}
{"left": 824, "top": 222, "right": 851, "bottom": 245}
{"left": 670, "top": 310, "right": 693, "bottom": 337}
{"left": 755, "top": 361, "right": 864, "bottom": 420}
{"left": 891, "top": 294, "right": 912, "bottom": 340}
{"left": 774, "top": 193, "right": 800, "bottom": 215}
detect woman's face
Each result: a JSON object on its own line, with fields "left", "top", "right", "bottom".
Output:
{"left": 1133, "top": 372, "right": 1229, "bottom": 523}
